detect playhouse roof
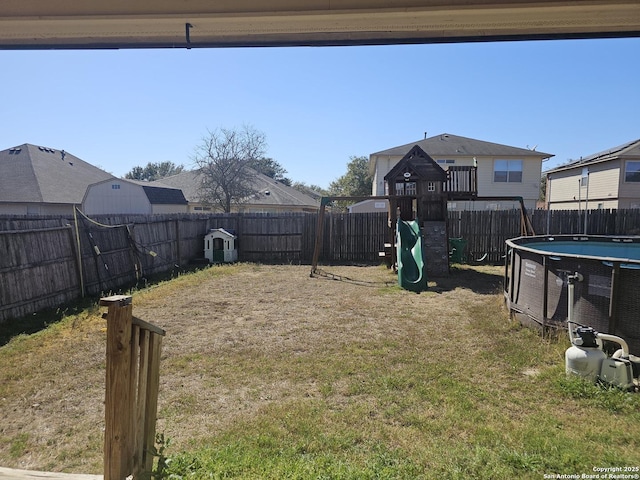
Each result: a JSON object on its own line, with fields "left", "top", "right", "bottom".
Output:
{"left": 384, "top": 145, "right": 447, "bottom": 182}
{"left": 205, "top": 228, "right": 236, "bottom": 239}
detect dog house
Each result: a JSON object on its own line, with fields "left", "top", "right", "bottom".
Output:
{"left": 204, "top": 228, "right": 238, "bottom": 263}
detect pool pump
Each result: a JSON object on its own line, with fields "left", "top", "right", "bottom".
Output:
{"left": 564, "top": 273, "right": 640, "bottom": 391}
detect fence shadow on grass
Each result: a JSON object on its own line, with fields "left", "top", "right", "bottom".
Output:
{"left": 0, "top": 266, "right": 201, "bottom": 347}
{"left": 0, "top": 299, "right": 96, "bottom": 347}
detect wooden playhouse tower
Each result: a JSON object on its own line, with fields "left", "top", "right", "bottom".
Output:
{"left": 384, "top": 145, "right": 476, "bottom": 276}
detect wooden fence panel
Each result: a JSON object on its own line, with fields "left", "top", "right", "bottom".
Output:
{"left": 0, "top": 226, "right": 80, "bottom": 322}
{"left": 320, "top": 211, "right": 388, "bottom": 263}
{"left": 2, "top": 209, "right": 640, "bottom": 325}
{"left": 531, "top": 208, "right": 640, "bottom": 236}
{"left": 448, "top": 210, "right": 521, "bottom": 263}
{"left": 235, "top": 213, "right": 304, "bottom": 262}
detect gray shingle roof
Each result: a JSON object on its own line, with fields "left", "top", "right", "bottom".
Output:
{"left": 141, "top": 185, "right": 188, "bottom": 205}
{"left": 372, "top": 133, "right": 553, "bottom": 159}
{"left": 154, "top": 169, "right": 320, "bottom": 208}
{"left": 0, "top": 144, "right": 114, "bottom": 204}
{"left": 545, "top": 138, "right": 640, "bottom": 173}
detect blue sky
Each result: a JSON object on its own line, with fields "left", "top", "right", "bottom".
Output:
{"left": 2, "top": 37, "right": 639, "bottom": 189}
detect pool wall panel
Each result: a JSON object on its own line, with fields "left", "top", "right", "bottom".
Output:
{"left": 505, "top": 235, "right": 640, "bottom": 355}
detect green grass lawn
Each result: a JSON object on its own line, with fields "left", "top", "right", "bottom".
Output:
{"left": 1, "top": 264, "right": 639, "bottom": 479}
{"left": 154, "top": 267, "right": 640, "bottom": 479}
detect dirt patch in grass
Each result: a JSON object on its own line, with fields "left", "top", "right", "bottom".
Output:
{"left": 1, "top": 263, "right": 505, "bottom": 473}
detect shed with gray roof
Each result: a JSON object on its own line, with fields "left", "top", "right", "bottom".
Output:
{"left": 82, "top": 178, "right": 188, "bottom": 215}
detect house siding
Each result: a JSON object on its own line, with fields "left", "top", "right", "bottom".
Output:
{"left": 372, "top": 155, "right": 399, "bottom": 196}
{"left": 586, "top": 161, "right": 621, "bottom": 202}
{"left": 83, "top": 180, "right": 152, "bottom": 215}
{"left": 348, "top": 199, "right": 389, "bottom": 213}
{"left": 475, "top": 157, "right": 541, "bottom": 211}
{"left": 152, "top": 204, "right": 188, "bottom": 214}
{"left": 0, "top": 203, "right": 74, "bottom": 216}
{"left": 548, "top": 161, "right": 623, "bottom": 210}
{"left": 618, "top": 158, "right": 640, "bottom": 207}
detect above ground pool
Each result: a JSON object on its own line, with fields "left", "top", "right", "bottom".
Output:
{"left": 504, "top": 235, "right": 640, "bottom": 354}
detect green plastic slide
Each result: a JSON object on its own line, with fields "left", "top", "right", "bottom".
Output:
{"left": 396, "top": 219, "right": 427, "bottom": 292}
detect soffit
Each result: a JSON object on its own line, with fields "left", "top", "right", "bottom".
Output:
{"left": 1, "top": 1, "right": 639, "bottom": 49}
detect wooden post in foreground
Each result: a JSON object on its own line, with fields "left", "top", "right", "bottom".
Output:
{"left": 101, "top": 295, "right": 134, "bottom": 480}
{"left": 101, "top": 295, "right": 166, "bottom": 480}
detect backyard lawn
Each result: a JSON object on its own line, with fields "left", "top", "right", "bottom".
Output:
{"left": 1, "top": 263, "right": 639, "bottom": 479}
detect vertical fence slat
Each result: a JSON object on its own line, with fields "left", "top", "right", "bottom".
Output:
{"left": 143, "top": 333, "right": 163, "bottom": 473}
{"left": 134, "top": 328, "right": 151, "bottom": 476}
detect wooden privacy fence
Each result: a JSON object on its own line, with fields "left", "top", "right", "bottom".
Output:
{"left": 101, "top": 295, "right": 165, "bottom": 480}
{"left": 0, "top": 212, "right": 388, "bottom": 324}
{"left": 448, "top": 209, "right": 523, "bottom": 263}
{"left": 532, "top": 208, "right": 640, "bottom": 236}
{"left": 3, "top": 209, "right": 640, "bottom": 325}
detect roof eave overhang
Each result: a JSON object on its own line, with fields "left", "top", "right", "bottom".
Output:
{"left": 1, "top": 1, "right": 639, "bottom": 50}
{"left": 544, "top": 156, "right": 619, "bottom": 175}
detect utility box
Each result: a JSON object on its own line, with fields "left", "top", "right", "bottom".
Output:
{"left": 204, "top": 228, "right": 238, "bottom": 263}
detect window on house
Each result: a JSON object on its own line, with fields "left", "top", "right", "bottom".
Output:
{"left": 427, "top": 181, "right": 436, "bottom": 192}
{"left": 395, "top": 182, "right": 405, "bottom": 195}
{"left": 581, "top": 167, "right": 589, "bottom": 187}
{"left": 405, "top": 182, "right": 417, "bottom": 196}
{"left": 494, "top": 160, "right": 523, "bottom": 183}
{"left": 625, "top": 161, "right": 640, "bottom": 182}
{"left": 111, "top": 184, "right": 121, "bottom": 190}
{"left": 437, "top": 159, "right": 455, "bottom": 164}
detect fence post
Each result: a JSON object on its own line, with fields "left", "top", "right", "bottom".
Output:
{"left": 101, "top": 295, "right": 134, "bottom": 480}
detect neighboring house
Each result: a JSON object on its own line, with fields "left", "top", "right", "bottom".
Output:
{"left": 545, "top": 138, "right": 640, "bottom": 210}
{"left": 155, "top": 169, "right": 320, "bottom": 213}
{"left": 369, "top": 133, "right": 553, "bottom": 212}
{"left": 347, "top": 199, "right": 389, "bottom": 214}
{"left": 82, "top": 178, "right": 188, "bottom": 215}
{"left": 0, "top": 144, "right": 114, "bottom": 215}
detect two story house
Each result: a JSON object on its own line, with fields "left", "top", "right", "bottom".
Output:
{"left": 370, "top": 133, "right": 553, "bottom": 212}
{"left": 545, "top": 138, "right": 640, "bottom": 210}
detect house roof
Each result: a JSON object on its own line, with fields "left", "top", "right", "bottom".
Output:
{"left": 141, "top": 185, "right": 188, "bottom": 205}
{"left": 372, "top": 133, "right": 553, "bottom": 159}
{"left": 154, "top": 169, "right": 320, "bottom": 209}
{"left": 544, "top": 138, "right": 640, "bottom": 174}
{"left": 384, "top": 145, "right": 447, "bottom": 182}
{"left": 0, "top": 144, "right": 114, "bottom": 204}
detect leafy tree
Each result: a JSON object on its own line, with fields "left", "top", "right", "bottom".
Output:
{"left": 328, "top": 156, "right": 372, "bottom": 197}
{"left": 193, "top": 125, "right": 267, "bottom": 213}
{"left": 253, "top": 157, "right": 292, "bottom": 186}
{"left": 540, "top": 174, "right": 547, "bottom": 202}
{"left": 125, "top": 161, "right": 184, "bottom": 181}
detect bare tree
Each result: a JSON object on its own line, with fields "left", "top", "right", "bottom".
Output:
{"left": 193, "top": 126, "right": 267, "bottom": 212}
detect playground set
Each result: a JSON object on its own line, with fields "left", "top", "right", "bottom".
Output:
{"left": 310, "top": 145, "right": 534, "bottom": 292}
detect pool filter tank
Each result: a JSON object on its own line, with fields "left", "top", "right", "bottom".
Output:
{"left": 565, "top": 325, "right": 606, "bottom": 382}
{"left": 564, "top": 272, "right": 640, "bottom": 391}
